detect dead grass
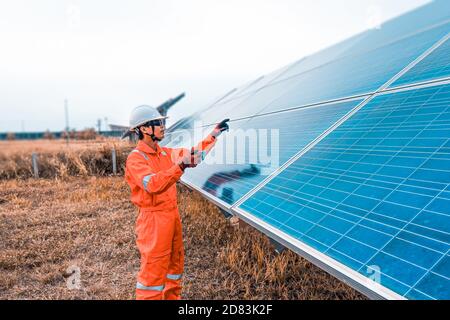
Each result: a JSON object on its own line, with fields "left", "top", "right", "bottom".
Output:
{"left": 0, "top": 140, "right": 133, "bottom": 179}
{"left": 0, "top": 139, "right": 126, "bottom": 154}
{"left": 0, "top": 177, "right": 365, "bottom": 300}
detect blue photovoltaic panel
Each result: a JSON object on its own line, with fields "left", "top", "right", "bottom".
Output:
{"left": 341, "top": 0, "right": 450, "bottom": 58}
{"left": 253, "top": 23, "right": 450, "bottom": 115}
{"left": 196, "top": 93, "right": 254, "bottom": 126}
{"left": 257, "top": 33, "right": 370, "bottom": 87}
{"left": 239, "top": 84, "right": 450, "bottom": 299}
{"left": 165, "top": 99, "right": 362, "bottom": 205}
{"left": 260, "top": 1, "right": 450, "bottom": 85}
{"left": 391, "top": 37, "right": 450, "bottom": 88}
{"left": 229, "top": 62, "right": 297, "bottom": 99}
{"left": 166, "top": 78, "right": 289, "bottom": 133}
{"left": 179, "top": 64, "right": 303, "bottom": 129}
{"left": 186, "top": 23, "right": 449, "bottom": 128}
{"left": 167, "top": 5, "right": 449, "bottom": 131}
{"left": 167, "top": 2, "right": 449, "bottom": 133}
{"left": 195, "top": 77, "right": 306, "bottom": 127}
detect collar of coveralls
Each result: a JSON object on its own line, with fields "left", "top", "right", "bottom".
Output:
{"left": 136, "top": 139, "right": 164, "bottom": 155}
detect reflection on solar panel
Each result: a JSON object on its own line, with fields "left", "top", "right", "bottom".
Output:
{"left": 390, "top": 37, "right": 450, "bottom": 88}
{"left": 238, "top": 84, "right": 450, "bottom": 300}
{"left": 165, "top": 1, "right": 450, "bottom": 299}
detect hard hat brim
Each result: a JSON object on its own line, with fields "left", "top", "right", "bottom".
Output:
{"left": 121, "top": 130, "right": 133, "bottom": 140}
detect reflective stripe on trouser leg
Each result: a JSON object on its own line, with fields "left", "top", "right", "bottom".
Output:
{"left": 136, "top": 282, "right": 165, "bottom": 291}
{"left": 167, "top": 274, "right": 182, "bottom": 280}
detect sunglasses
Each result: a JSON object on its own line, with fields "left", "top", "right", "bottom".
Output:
{"left": 145, "top": 119, "right": 166, "bottom": 127}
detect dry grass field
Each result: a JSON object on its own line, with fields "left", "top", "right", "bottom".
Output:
{"left": 0, "top": 140, "right": 365, "bottom": 300}
{"left": 0, "top": 138, "right": 130, "bottom": 155}
{"left": 0, "top": 139, "right": 132, "bottom": 179}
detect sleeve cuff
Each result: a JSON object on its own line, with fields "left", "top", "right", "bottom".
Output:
{"left": 171, "top": 163, "right": 184, "bottom": 179}
{"left": 211, "top": 128, "right": 222, "bottom": 138}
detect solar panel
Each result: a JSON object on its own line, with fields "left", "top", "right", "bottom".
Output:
{"left": 253, "top": 23, "right": 449, "bottom": 115}
{"left": 168, "top": 65, "right": 303, "bottom": 131}
{"left": 228, "top": 62, "right": 298, "bottom": 99}
{"left": 165, "top": 1, "right": 450, "bottom": 300}
{"left": 237, "top": 83, "right": 450, "bottom": 299}
{"left": 343, "top": 0, "right": 450, "bottom": 57}
{"left": 262, "top": 1, "right": 450, "bottom": 85}
{"left": 196, "top": 93, "right": 255, "bottom": 126}
{"left": 177, "top": 99, "right": 363, "bottom": 205}
{"left": 180, "top": 22, "right": 448, "bottom": 130}
{"left": 390, "top": 37, "right": 450, "bottom": 88}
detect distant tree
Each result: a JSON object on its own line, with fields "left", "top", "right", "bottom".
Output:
{"left": 77, "top": 128, "right": 97, "bottom": 140}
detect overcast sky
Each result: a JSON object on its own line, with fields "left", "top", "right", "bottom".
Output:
{"left": 0, "top": 0, "right": 431, "bottom": 132}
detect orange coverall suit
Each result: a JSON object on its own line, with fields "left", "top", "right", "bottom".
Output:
{"left": 125, "top": 135, "right": 217, "bottom": 300}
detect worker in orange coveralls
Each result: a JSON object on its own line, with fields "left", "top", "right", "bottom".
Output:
{"left": 124, "top": 105, "right": 229, "bottom": 300}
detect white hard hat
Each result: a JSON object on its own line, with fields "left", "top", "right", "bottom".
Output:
{"left": 129, "top": 105, "right": 168, "bottom": 130}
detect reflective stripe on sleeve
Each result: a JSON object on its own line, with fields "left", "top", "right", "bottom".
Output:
{"left": 131, "top": 149, "right": 149, "bottom": 160}
{"left": 142, "top": 174, "right": 156, "bottom": 190}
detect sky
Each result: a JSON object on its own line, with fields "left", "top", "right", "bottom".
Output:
{"left": 0, "top": 0, "right": 431, "bottom": 132}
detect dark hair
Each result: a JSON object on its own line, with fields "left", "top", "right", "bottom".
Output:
{"left": 135, "top": 126, "right": 145, "bottom": 140}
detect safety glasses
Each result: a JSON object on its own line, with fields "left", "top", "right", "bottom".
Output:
{"left": 146, "top": 119, "right": 166, "bottom": 127}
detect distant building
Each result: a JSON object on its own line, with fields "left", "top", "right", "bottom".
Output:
{"left": 109, "top": 124, "right": 129, "bottom": 133}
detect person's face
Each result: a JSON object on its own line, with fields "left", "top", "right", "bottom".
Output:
{"left": 141, "top": 119, "right": 165, "bottom": 141}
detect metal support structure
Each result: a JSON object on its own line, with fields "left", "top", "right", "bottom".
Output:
{"left": 112, "top": 149, "right": 117, "bottom": 175}
{"left": 32, "top": 153, "right": 39, "bottom": 178}
{"left": 64, "top": 98, "right": 70, "bottom": 146}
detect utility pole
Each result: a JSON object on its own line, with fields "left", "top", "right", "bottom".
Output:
{"left": 21, "top": 120, "right": 25, "bottom": 132}
{"left": 65, "top": 99, "right": 70, "bottom": 145}
{"left": 97, "top": 118, "right": 102, "bottom": 133}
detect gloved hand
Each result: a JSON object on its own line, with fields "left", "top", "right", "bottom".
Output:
{"left": 178, "top": 150, "right": 202, "bottom": 171}
{"left": 211, "top": 118, "right": 230, "bottom": 138}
